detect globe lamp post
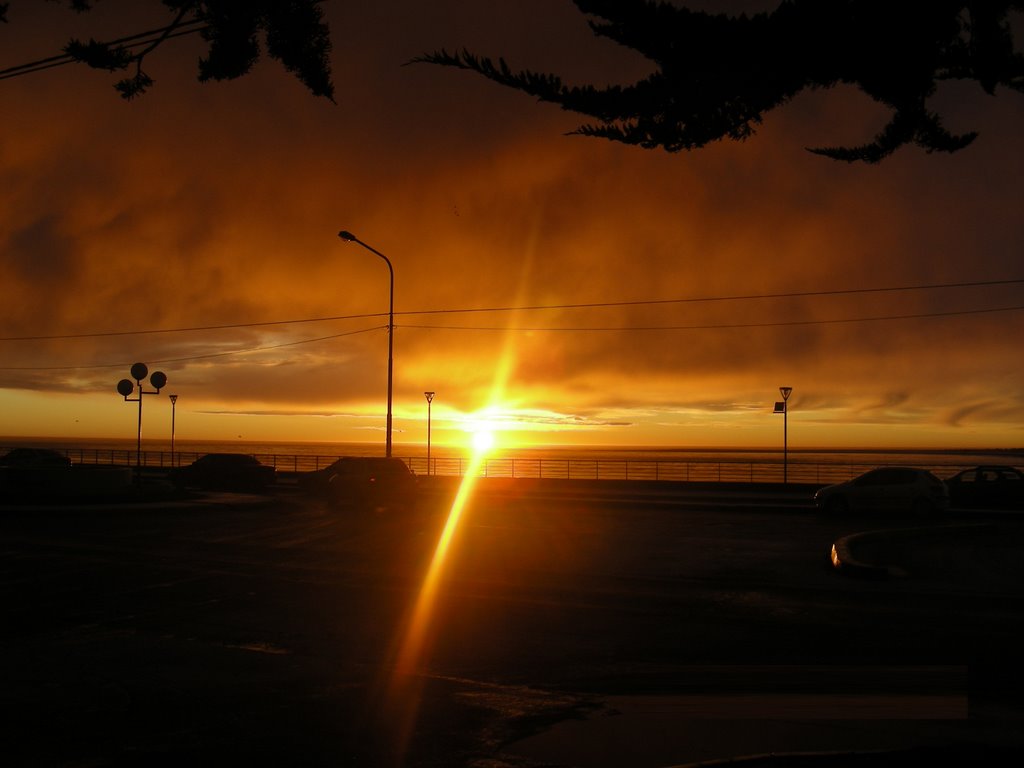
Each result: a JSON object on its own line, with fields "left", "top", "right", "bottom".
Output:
{"left": 117, "top": 362, "right": 168, "bottom": 482}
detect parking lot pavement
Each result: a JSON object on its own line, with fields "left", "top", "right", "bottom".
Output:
{"left": 4, "top": 483, "right": 1022, "bottom": 767}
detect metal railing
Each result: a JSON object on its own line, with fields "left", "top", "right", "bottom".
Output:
{"left": 22, "top": 446, "right": 981, "bottom": 486}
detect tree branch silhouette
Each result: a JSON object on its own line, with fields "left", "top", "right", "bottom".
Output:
{"left": 40, "top": 0, "right": 335, "bottom": 101}
{"left": 415, "top": 0, "right": 1024, "bottom": 162}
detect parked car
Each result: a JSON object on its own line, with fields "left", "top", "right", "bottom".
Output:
{"left": 0, "top": 448, "right": 71, "bottom": 468}
{"left": 0, "top": 447, "right": 73, "bottom": 490}
{"left": 297, "top": 458, "right": 350, "bottom": 495}
{"left": 301, "top": 457, "right": 417, "bottom": 512}
{"left": 169, "top": 453, "right": 276, "bottom": 492}
{"left": 814, "top": 467, "right": 949, "bottom": 517}
{"left": 944, "top": 465, "right": 1024, "bottom": 510}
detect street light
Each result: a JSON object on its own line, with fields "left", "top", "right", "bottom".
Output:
{"left": 774, "top": 386, "right": 793, "bottom": 483}
{"left": 117, "top": 362, "right": 167, "bottom": 481}
{"left": 424, "top": 391, "right": 435, "bottom": 476}
{"left": 169, "top": 394, "right": 178, "bottom": 466}
{"left": 338, "top": 230, "right": 394, "bottom": 457}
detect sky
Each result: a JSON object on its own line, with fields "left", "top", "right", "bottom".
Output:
{"left": 1, "top": 1, "right": 1023, "bottom": 452}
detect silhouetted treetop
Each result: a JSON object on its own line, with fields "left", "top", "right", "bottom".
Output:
{"left": 23, "top": 0, "right": 334, "bottom": 100}
{"left": 416, "top": 0, "right": 1024, "bottom": 162}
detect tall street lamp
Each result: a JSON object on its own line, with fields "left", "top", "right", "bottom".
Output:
{"left": 169, "top": 394, "right": 178, "bottom": 466}
{"left": 117, "top": 362, "right": 167, "bottom": 481}
{"left": 424, "top": 391, "right": 435, "bottom": 476}
{"left": 338, "top": 230, "right": 394, "bottom": 457}
{"left": 774, "top": 386, "right": 793, "bottom": 483}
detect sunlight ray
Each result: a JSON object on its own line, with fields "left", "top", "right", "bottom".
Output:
{"left": 379, "top": 219, "right": 542, "bottom": 763}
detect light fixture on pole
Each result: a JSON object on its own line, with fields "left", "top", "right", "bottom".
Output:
{"left": 117, "top": 362, "right": 167, "bottom": 482}
{"left": 169, "top": 394, "right": 178, "bottom": 466}
{"left": 424, "top": 391, "right": 435, "bottom": 476}
{"left": 338, "top": 230, "right": 394, "bottom": 458}
{"left": 774, "top": 386, "right": 793, "bottom": 483}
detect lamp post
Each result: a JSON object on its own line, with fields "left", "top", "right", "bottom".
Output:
{"left": 424, "top": 391, "right": 435, "bottom": 476}
{"left": 774, "top": 386, "right": 793, "bottom": 483}
{"left": 117, "top": 362, "right": 167, "bottom": 482}
{"left": 169, "top": 394, "right": 178, "bottom": 466}
{"left": 338, "top": 230, "right": 394, "bottom": 458}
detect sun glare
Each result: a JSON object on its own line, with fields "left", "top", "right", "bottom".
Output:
{"left": 471, "top": 424, "right": 496, "bottom": 454}
{"left": 384, "top": 266, "right": 527, "bottom": 762}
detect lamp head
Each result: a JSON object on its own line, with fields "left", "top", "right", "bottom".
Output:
{"left": 338, "top": 230, "right": 357, "bottom": 242}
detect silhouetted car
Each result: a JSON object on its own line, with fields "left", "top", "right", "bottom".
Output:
{"left": 168, "top": 453, "right": 276, "bottom": 492}
{"left": 302, "top": 457, "right": 418, "bottom": 512}
{"left": 814, "top": 467, "right": 949, "bottom": 517}
{"left": 0, "top": 448, "right": 72, "bottom": 468}
{"left": 944, "top": 465, "right": 1024, "bottom": 510}
{"left": 0, "top": 447, "right": 73, "bottom": 490}
{"left": 297, "top": 458, "right": 350, "bottom": 495}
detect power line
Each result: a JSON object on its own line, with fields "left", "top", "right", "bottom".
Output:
{"left": 0, "top": 311, "right": 384, "bottom": 342}
{"left": 0, "top": 21, "right": 208, "bottom": 81}
{"left": 398, "top": 303, "right": 1024, "bottom": 332}
{"left": 1, "top": 277, "right": 1021, "bottom": 342}
{"left": 402, "top": 277, "right": 1024, "bottom": 316}
{"left": 3, "top": 300, "right": 1021, "bottom": 373}
{"left": 0, "top": 325, "right": 385, "bottom": 372}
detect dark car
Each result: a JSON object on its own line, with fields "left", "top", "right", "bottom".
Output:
{"left": 169, "top": 453, "right": 276, "bottom": 492}
{"left": 814, "top": 466, "right": 949, "bottom": 517}
{"left": 297, "top": 458, "right": 350, "bottom": 495}
{"left": 301, "top": 457, "right": 417, "bottom": 512}
{"left": 0, "top": 447, "right": 73, "bottom": 490}
{"left": 945, "top": 465, "right": 1024, "bottom": 510}
{"left": 0, "top": 447, "right": 72, "bottom": 468}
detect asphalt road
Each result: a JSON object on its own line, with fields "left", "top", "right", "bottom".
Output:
{"left": 2, "top": 485, "right": 1022, "bottom": 767}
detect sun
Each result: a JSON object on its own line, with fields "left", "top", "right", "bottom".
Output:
{"left": 470, "top": 423, "right": 497, "bottom": 455}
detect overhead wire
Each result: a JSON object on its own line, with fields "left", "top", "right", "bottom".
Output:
{"left": 398, "top": 303, "right": 1024, "bottom": 332}
{"left": 0, "top": 20, "right": 209, "bottom": 81}
{"left": 1, "top": 277, "right": 1021, "bottom": 372}
{"left": 1, "top": 277, "right": 1021, "bottom": 342}
{"left": 0, "top": 325, "right": 385, "bottom": 372}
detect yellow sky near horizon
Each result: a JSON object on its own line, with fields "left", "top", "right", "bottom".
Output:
{"left": 1, "top": 1, "right": 1023, "bottom": 451}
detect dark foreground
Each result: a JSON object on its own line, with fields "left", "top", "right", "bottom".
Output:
{"left": 2, "top": 483, "right": 1023, "bottom": 767}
